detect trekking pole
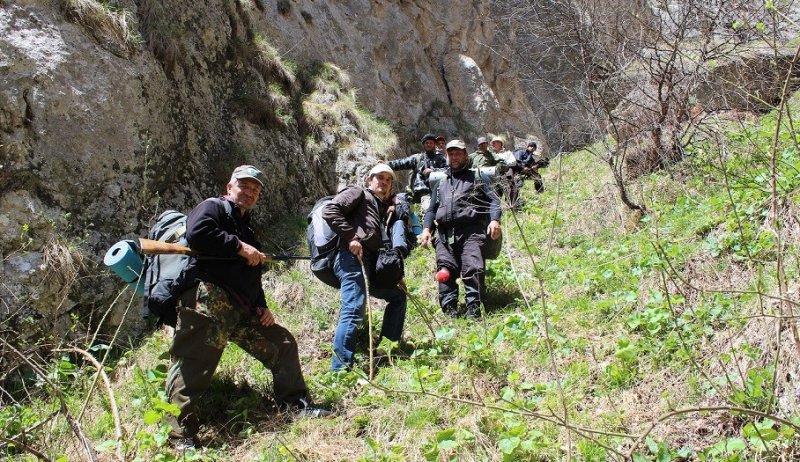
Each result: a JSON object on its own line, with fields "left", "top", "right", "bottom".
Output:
{"left": 137, "top": 238, "right": 310, "bottom": 260}
{"left": 358, "top": 255, "right": 375, "bottom": 381}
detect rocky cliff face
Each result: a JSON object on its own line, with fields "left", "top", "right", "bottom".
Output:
{"left": 0, "top": 0, "right": 543, "bottom": 341}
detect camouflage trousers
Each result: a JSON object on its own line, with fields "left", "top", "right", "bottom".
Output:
{"left": 165, "top": 282, "right": 307, "bottom": 438}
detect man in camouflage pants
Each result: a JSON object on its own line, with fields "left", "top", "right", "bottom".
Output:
{"left": 166, "top": 165, "right": 329, "bottom": 451}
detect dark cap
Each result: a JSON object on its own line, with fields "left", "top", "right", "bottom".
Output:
{"left": 421, "top": 133, "right": 437, "bottom": 143}
{"left": 435, "top": 135, "right": 446, "bottom": 142}
{"left": 528, "top": 141, "right": 538, "bottom": 148}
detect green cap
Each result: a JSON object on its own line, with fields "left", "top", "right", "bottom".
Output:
{"left": 230, "top": 165, "right": 265, "bottom": 186}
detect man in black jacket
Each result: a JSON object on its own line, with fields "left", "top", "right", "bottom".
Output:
{"left": 322, "top": 163, "right": 408, "bottom": 370}
{"left": 166, "top": 165, "right": 328, "bottom": 451}
{"left": 420, "top": 141, "right": 502, "bottom": 319}
{"left": 388, "top": 134, "right": 447, "bottom": 211}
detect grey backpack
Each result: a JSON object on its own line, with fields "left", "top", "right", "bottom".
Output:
{"left": 142, "top": 199, "right": 232, "bottom": 326}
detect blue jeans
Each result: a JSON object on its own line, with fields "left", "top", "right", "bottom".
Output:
{"left": 331, "top": 248, "right": 407, "bottom": 370}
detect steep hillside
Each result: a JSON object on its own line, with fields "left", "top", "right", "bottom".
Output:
{"left": 4, "top": 90, "right": 800, "bottom": 460}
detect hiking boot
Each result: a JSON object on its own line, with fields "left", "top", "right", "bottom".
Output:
{"left": 465, "top": 304, "right": 482, "bottom": 320}
{"left": 169, "top": 437, "right": 196, "bottom": 451}
{"left": 442, "top": 304, "right": 459, "bottom": 318}
{"left": 290, "top": 398, "right": 334, "bottom": 419}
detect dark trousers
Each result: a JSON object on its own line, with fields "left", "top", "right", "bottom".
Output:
{"left": 435, "top": 224, "right": 487, "bottom": 309}
{"left": 165, "top": 282, "right": 307, "bottom": 438}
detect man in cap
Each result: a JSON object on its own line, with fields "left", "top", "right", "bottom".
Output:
{"left": 166, "top": 165, "right": 330, "bottom": 450}
{"left": 322, "top": 163, "right": 408, "bottom": 370}
{"left": 388, "top": 133, "right": 447, "bottom": 211}
{"left": 469, "top": 136, "right": 490, "bottom": 167}
{"left": 421, "top": 141, "right": 502, "bottom": 319}
{"left": 435, "top": 135, "right": 447, "bottom": 154}
{"left": 470, "top": 136, "right": 518, "bottom": 208}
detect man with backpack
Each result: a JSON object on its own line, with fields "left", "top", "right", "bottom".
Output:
{"left": 322, "top": 163, "right": 408, "bottom": 370}
{"left": 165, "top": 165, "right": 329, "bottom": 450}
{"left": 388, "top": 134, "right": 447, "bottom": 211}
{"left": 420, "top": 140, "right": 502, "bottom": 319}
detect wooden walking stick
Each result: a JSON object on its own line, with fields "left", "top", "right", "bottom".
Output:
{"left": 358, "top": 255, "right": 375, "bottom": 380}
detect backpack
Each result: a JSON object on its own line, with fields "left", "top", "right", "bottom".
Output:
{"left": 142, "top": 199, "right": 232, "bottom": 327}
{"left": 307, "top": 195, "right": 341, "bottom": 288}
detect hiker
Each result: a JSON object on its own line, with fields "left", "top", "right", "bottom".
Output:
{"left": 322, "top": 163, "right": 408, "bottom": 370}
{"left": 470, "top": 135, "right": 518, "bottom": 208}
{"left": 165, "top": 165, "right": 329, "bottom": 450}
{"left": 388, "top": 133, "right": 447, "bottom": 211}
{"left": 435, "top": 135, "right": 447, "bottom": 154}
{"left": 514, "top": 141, "right": 548, "bottom": 195}
{"left": 470, "top": 136, "right": 490, "bottom": 164}
{"left": 420, "top": 140, "right": 502, "bottom": 319}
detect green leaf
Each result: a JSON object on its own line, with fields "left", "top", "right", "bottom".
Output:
{"left": 143, "top": 409, "right": 161, "bottom": 425}
{"left": 499, "top": 436, "right": 521, "bottom": 454}
{"left": 435, "top": 327, "right": 455, "bottom": 342}
{"left": 423, "top": 444, "right": 439, "bottom": 462}
{"left": 436, "top": 428, "right": 458, "bottom": 450}
{"left": 364, "top": 436, "right": 379, "bottom": 452}
{"left": 725, "top": 438, "right": 746, "bottom": 452}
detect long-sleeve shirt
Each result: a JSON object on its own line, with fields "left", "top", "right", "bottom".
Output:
{"left": 388, "top": 150, "right": 447, "bottom": 197}
{"left": 424, "top": 167, "right": 502, "bottom": 231}
{"left": 184, "top": 197, "right": 267, "bottom": 310}
{"left": 321, "top": 186, "right": 389, "bottom": 252}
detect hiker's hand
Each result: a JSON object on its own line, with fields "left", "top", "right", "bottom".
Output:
{"left": 420, "top": 229, "right": 432, "bottom": 248}
{"left": 239, "top": 242, "right": 267, "bottom": 266}
{"left": 487, "top": 220, "right": 501, "bottom": 240}
{"left": 257, "top": 307, "right": 275, "bottom": 326}
{"left": 422, "top": 167, "right": 432, "bottom": 177}
{"left": 349, "top": 238, "right": 363, "bottom": 260}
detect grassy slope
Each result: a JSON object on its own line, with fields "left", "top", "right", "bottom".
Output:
{"left": 7, "top": 103, "right": 800, "bottom": 461}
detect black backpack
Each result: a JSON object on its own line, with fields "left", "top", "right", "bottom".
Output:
{"left": 142, "top": 199, "right": 232, "bottom": 326}
{"left": 307, "top": 195, "right": 341, "bottom": 288}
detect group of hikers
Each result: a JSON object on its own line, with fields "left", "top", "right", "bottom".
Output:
{"left": 163, "top": 135, "right": 548, "bottom": 450}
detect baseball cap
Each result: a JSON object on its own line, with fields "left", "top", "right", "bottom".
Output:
{"left": 445, "top": 140, "right": 466, "bottom": 150}
{"left": 476, "top": 137, "right": 488, "bottom": 145}
{"left": 528, "top": 141, "right": 538, "bottom": 148}
{"left": 491, "top": 136, "right": 504, "bottom": 145}
{"left": 435, "top": 135, "right": 446, "bottom": 142}
{"left": 421, "top": 133, "right": 437, "bottom": 143}
{"left": 230, "top": 165, "right": 265, "bottom": 186}
{"left": 368, "top": 163, "right": 395, "bottom": 181}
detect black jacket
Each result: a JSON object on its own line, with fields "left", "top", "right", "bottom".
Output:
{"left": 184, "top": 197, "right": 267, "bottom": 311}
{"left": 388, "top": 150, "right": 447, "bottom": 198}
{"left": 424, "top": 167, "right": 502, "bottom": 231}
